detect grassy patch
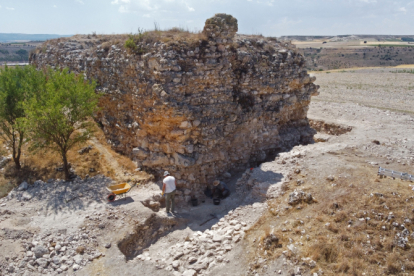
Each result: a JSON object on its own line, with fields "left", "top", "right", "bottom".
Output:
{"left": 244, "top": 150, "right": 414, "bottom": 275}
{"left": 391, "top": 69, "right": 414, "bottom": 74}
{"left": 123, "top": 26, "right": 206, "bottom": 54}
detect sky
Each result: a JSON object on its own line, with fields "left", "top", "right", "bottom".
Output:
{"left": 0, "top": 0, "right": 413, "bottom": 36}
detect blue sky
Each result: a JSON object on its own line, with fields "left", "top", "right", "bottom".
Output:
{"left": 0, "top": 0, "right": 413, "bottom": 36}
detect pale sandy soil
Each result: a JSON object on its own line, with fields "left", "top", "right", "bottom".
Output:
{"left": 311, "top": 68, "right": 414, "bottom": 114}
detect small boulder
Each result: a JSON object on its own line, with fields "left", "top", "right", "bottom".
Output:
{"left": 52, "top": 256, "right": 60, "bottom": 265}
{"left": 18, "top": 181, "right": 28, "bottom": 191}
{"left": 182, "top": 269, "right": 197, "bottom": 276}
{"left": 288, "top": 190, "right": 313, "bottom": 206}
{"left": 22, "top": 192, "right": 32, "bottom": 201}
{"left": 33, "top": 245, "right": 49, "bottom": 258}
{"left": 188, "top": 256, "right": 197, "bottom": 264}
{"left": 73, "top": 254, "right": 83, "bottom": 265}
{"left": 35, "top": 258, "right": 49, "bottom": 268}
{"left": 172, "top": 260, "right": 180, "bottom": 269}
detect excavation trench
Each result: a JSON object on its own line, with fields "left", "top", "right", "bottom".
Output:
{"left": 118, "top": 214, "right": 187, "bottom": 260}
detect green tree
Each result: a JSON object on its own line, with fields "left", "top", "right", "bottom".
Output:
{"left": 0, "top": 65, "right": 45, "bottom": 169}
{"left": 25, "top": 68, "right": 100, "bottom": 180}
{"left": 16, "top": 49, "right": 28, "bottom": 61}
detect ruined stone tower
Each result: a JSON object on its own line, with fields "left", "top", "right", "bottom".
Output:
{"left": 30, "top": 14, "right": 319, "bottom": 200}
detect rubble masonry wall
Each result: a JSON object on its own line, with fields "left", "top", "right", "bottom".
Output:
{"left": 30, "top": 14, "right": 319, "bottom": 200}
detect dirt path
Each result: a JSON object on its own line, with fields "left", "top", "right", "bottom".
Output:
{"left": 89, "top": 137, "right": 124, "bottom": 174}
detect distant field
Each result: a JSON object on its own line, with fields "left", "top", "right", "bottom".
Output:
{"left": 312, "top": 67, "right": 414, "bottom": 114}
{"left": 297, "top": 42, "right": 414, "bottom": 71}
{"left": 364, "top": 41, "right": 414, "bottom": 46}
{"left": 0, "top": 41, "right": 41, "bottom": 64}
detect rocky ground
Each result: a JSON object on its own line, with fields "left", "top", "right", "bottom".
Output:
{"left": 1, "top": 68, "right": 414, "bottom": 276}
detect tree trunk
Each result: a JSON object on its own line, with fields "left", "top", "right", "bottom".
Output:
{"left": 12, "top": 142, "right": 21, "bottom": 170}
{"left": 13, "top": 156, "right": 21, "bottom": 170}
{"left": 14, "top": 132, "right": 24, "bottom": 170}
{"left": 62, "top": 152, "right": 70, "bottom": 181}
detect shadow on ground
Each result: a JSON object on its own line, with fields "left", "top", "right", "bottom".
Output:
{"left": 118, "top": 167, "right": 284, "bottom": 260}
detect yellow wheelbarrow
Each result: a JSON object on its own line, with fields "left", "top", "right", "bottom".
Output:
{"left": 106, "top": 183, "right": 133, "bottom": 202}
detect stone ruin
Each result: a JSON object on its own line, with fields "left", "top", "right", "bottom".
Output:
{"left": 30, "top": 14, "right": 319, "bottom": 198}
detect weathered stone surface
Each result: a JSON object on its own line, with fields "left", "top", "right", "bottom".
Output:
{"left": 22, "top": 192, "right": 32, "bottom": 201}
{"left": 18, "top": 181, "right": 28, "bottom": 191}
{"left": 288, "top": 189, "right": 313, "bottom": 206}
{"left": 203, "top": 13, "right": 238, "bottom": 41}
{"left": 35, "top": 258, "right": 48, "bottom": 268}
{"left": 182, "top": 269, "right": 197, "bottom": 276}
{"left": 30, "top": 14, "right": 318, "bottom": 196}
{"left": 33, "top": 245, "right": 49, "bottom": 258}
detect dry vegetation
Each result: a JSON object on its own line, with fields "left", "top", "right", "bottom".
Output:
{"left": 0, "top": 120, "right": 151, "bottom": 198}
{"left": 37, "top": 28, "right": 208, "bottom": 56}
{"left": 245, "top": 148, "right": 414, "bottom": 275}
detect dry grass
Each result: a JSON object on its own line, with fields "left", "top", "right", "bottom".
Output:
{"left": 0, "top": 120, "right": 151, "bottom": 198}
{"left": 39, "top": 28, "right": 207, "bottom": 56}
{"left": 245, "top": 148, "right": 414, "bottom": 275}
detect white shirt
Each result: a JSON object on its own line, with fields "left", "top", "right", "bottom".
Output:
{"left": 163, "top": 176, "right": 176, "bottom": 193}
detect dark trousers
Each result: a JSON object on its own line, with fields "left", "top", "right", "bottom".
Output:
{"left": 213, "top": 188, "right": 230, "bottom": 199}
{"left": 165, "top": 190, "right": 176, "bottom": 212}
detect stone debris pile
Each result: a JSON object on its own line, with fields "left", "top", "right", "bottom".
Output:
{"left": 30, "top": 13, "right": 318, "bottom": 197}
{"left": 2, "top": 175, "right": 111, "bottom": 206}
{"left": 2, "top": 228, "right": 104, "bottom": 275}
{"left": 0, "top": 155, "right": 11, "bottom": 169}
{"left": 0, "top": 176, "right": 116, "bottom": 276}
{"left": 135, "top": 205, "right": 266, "bottom": 276}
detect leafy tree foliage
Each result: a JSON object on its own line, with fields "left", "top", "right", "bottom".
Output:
{"left": 25, "top": 68, "right": 99, "bottom": 180}
{"left": 0, "top": 65, "right": 45, "bottom": 169}
{"left": 15, "top": 49, "right": 29, "bottom": 61}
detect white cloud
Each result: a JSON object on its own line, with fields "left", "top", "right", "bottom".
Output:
{"left": 6, "top": 7, "right": 15, "bottom": 10}
{"left": 76, "top": 0, "right": 85, "bottom": 4}
{"left": 119, "top": 5, "right": 131, "bottom": 13}
{"left": 53, "top": 5, "right": 57, "bottom": 8}
{"left": 111, "top": 0, "right": 197, "bottom": 14}
{"left": 185, "top": 2, "right": 195, "bottom": 12}
{"left": 398, "top": 7, "right": 407, "bottom": 13}
{"left": 359, "top": 0, "right": 377, "bottom": 3}
{"left": 111, "top": 0, "right": 130, "bottom": 4}
{"left": 143, "top": 14, "right": 151, "bottom": 17}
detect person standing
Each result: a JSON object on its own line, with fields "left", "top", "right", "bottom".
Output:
{"left": 162, "top": 171, "right": 176, "bottom": 214}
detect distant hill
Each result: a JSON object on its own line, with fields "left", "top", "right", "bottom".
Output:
{"left": 0, "top": 33, "right": 72, "bottom": 42}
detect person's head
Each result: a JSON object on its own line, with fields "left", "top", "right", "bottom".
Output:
{"left": 213, "top": 180, "right": 220, "bottom": 186}
{"left": 164, "top": 171, "right": 170, "bottom": 177}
